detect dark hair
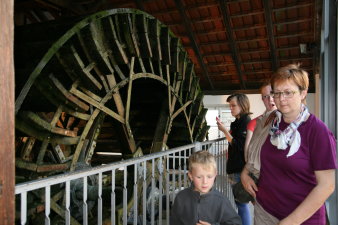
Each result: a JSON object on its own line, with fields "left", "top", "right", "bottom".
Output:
{"left": 259, "top": 81, "right": 272, "bottom": 94}
{"left": 226, "top": 93, "right": 251, "bottom": 115}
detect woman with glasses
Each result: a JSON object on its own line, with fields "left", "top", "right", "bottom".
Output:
{"left": 216, "top": 93, "right": 252, "bottom": 225}
{"left": 241, "top": 64, "right": 337, "bottom": 225}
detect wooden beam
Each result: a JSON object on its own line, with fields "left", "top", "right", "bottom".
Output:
{"left": 229, "top": 9, "right": 264, "bottom": 19}
{"left": 219, "top": 0, "right": 246, "bottom": 89}
{"left": 232, "top": 23, "right": 266, "bottom": 31}
{"left": 272, "top": 2, "right": 313, "bottom": 12}
{"left": 276, "top": 32, "right": 313, "bottom": 39}
{"left": 274, "top": 18, "right": 312, "bottom": 26}
{"left": 174, "top": 0, "right": 214, "bottom": 89}
{"left": 263, "top": 0, "right": 278, "bottom": 71}
{"left": 166, "top": 16, "right": 223, "bottom": 26}
{"left": 151, "top": 2, "right": 219, "bottom": 16}
{"left": 203, "top": 51, "right": 232, "bottom": 57}
{"left": 0, "top": 0, "right": 14, "bottom": 223}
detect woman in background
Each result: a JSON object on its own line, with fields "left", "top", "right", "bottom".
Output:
{"left": 217, "top": 93, "right": 251, "bottom": 225}
{"left": 244, "top": 82, "right": 277, "bottom": 162}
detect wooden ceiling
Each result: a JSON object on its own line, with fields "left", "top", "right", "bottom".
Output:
{"left": 14, "top": 0, "right": 321, "bottom": 94}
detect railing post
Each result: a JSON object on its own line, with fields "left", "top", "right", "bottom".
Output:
{"left": 15, "top": 139, "right": 231, "bottom": 225}
{"left": 194, "top": 141, "right": 201, "bottom": 152}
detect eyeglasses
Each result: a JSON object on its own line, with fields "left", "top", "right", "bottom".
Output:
{"left": 272, "top": 90, "right": 298, "bottom": 98}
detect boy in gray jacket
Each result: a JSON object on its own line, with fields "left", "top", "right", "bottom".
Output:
{"left": 170, "top": 151, "right": 242, "bottom": 225}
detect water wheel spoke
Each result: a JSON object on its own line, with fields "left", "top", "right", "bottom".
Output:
{"left": 15, "top": 8, "right": 210, "bottom": 223}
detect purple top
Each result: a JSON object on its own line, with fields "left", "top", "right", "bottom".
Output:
{"left": 256, "top": 114, "right": 337, "bottom": 224}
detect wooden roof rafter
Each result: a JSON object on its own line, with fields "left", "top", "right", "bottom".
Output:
{"left": 174, "top": 0, "right": 214, "bottom": 89}
{"left": 219, "top": 0, "right": 246, "bottom": 89}
{"left": 263, "top": 0, "right": 278, "bottom": 71}
{"left": 272, "top": 2, "right": 313, "bottom": 12}
{"left": 151, "top": 1, "right": 219, "bottom": 16}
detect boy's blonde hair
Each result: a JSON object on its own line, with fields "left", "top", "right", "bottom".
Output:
{"left": 188, "top": 151, "right": 217, "bottom": 171}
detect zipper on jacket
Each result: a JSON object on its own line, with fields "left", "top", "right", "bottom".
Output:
{"left": 197, "top": 194, "right": 201, "bottom": 222}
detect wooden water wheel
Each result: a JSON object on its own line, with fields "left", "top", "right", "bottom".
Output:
{"left": 15, "top": 8, "right": 209, "bottom": 179}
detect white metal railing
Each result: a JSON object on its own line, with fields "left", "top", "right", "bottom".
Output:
{"left": 15, "top": 138, "right": 233, "bottom": 225}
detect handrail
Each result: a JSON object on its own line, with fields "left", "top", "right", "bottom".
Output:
{"left": 15, "top": 138, "right": 232, "bottom": 225}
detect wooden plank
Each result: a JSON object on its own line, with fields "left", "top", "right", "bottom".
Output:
{"left": 178, "top": 51, "right": 187, "bottom": 81}
{"left": 136, "top": 56, "right": 146, "bottom": 73}
{"left": 49, "top": 73, "right": 90, "bottom": 111}
{"left": 160, "top": 26, "right": 170, "bottom": 64}
{"left": 0, "top": 1, "right": 15, "bottom": 221}
{"left": 104, "top": 72, "right": 126, "bottom": 117}
{"left": 146, "top": 58, "right": 155, "bottom": 74}
{"left": 195, "top": 122, "right": 210, "bottom": 142}
{"left": 119, "top": 14, "right": 140, "bottom": 57}
{"left": 171, "top": 100, "right": 192, "bottom": 120}
{"left": 125, "top": 57, "right": 134, "bottom": 139}
{"left": 135, "top": 14, "right": 152, "bottom": 58}
{"left": 36, "top": 140, "right": 50, "bottom": 165}
{"left": 85, "top": 112, "right": 105, "bottom": 164}
{"left": 20, "top": 137, "right": 36, "bottom": 161}
{"left": 107, "top": 52, "right": 126, "bottom": 80}
{"left": 150, "top": 100, "right": 170, "bottom": 152}
{"left": 70, "top": 108, "right": 100, "bottom": 170}
{"left": 70, "top": 45, "right": 103, "bottom": 90}
{"left": 70, "top": 87, "right": 125, "bottom": 123}
{"left": 19, "top": 111, "right": 78, "bottom": 137}
{"left": 106, "top": 16, "right": 129, "bottom": 64}
{"left": 148, "top": 18, "right": 162, "bottom": 61}
{"left": 76, "top": 25, "right": 110, "bottom": 92}
{"left": 170, "top": 37, "right": 180, "bottom": 73}
{"left": 192, "top": 108, "right": 208, "bottom": 137}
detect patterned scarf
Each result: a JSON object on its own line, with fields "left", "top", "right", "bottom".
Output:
{"left": 269, "top": 104, "right": 310, "bottom": 157}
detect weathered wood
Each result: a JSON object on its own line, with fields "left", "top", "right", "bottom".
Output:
{"left": 80, "top": 20, "right": 110, "bottom": 91}
{"left": 106, "top": 16, "right": 129, "bottom": 64}
{"left": 69, "top": 87, "right": 125, "bottom": 123}
{"left": 20, "top": 137, "right": 36, "bottom": 161}
{"left": 135, "top": 14, "right": 152, "bottom": 58}
{"left": 15, "top": 8, "right": 209, "bottom": 178}
{"left": 119, "top": 14, "right": 140, "bottom": 57}
{"left": 192, "top": 108, "right": 208, "bottom": 137}
{"left": 49, "top": 73, "right": 90, "bottom": 111}
{"left": 19, "top": 111, "right": 78, "bottom": 137}
{"left": 14, "top": 9, "right": 212, "bottom": 224}
{"left": 71, "top": 44, "right": 103, "bottom": 90}
{"left": 36, "top": 139, "right": 50, "bottom": 164}
{"left": 85, "top": 112, "right": 106, "bottom": 164}
{"left": 148, "top": 18, "right": 162, "bottom": 61}
{"left": 16, "top": 159, "right": 71, "bottom": 173}
{"left": 195, "top": 122, "right": 210, "bottom": 142}
{"left": 170, "top": 37, "right": 180, "bottom": 73}
{"left": 150, "top": 99, "right": 170, "bottom": 152}
{"left": 160, "top": 26, "right": 170, "bottom": 64}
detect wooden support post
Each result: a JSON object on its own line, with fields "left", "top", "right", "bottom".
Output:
{"left": 0, "top": 0, "right": 15, "bottom": 223}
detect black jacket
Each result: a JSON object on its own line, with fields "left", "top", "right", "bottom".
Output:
{"left": 170, "top": 186, "right": 242, "bottom": 225}
{"left": 226, "top": 114, "right": 251, "bottom": 174}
